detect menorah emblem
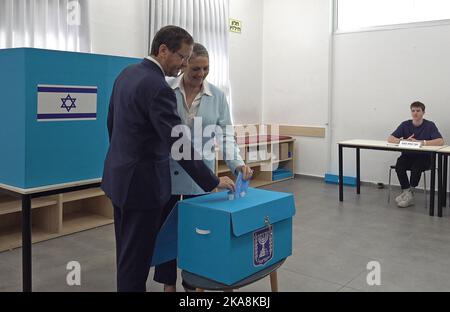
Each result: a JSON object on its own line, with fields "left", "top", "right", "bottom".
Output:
{"left": 253, "top": 226, "right": 274, "bottom": 267}
{"left": 258, "top": 232, "right": 269, "bottom": 258}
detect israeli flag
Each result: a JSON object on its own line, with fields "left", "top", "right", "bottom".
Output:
{"left": 37, "top": 84, "right": 97, "bottom": 121}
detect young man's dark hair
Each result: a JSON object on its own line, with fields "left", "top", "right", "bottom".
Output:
{"left": 410, "top": 101, "right": 426, "bottom": 112}
{"left": 150, "top": 25, "right": 194, "bottom": 56}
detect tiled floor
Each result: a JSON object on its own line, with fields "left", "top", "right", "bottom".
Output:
{"left": 1, "top": 176, "right": 450, "bottom": 292}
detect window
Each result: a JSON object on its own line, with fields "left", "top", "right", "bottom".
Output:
{"left": 337, "top": 0, "right": 450, "bottom": 32}
{"left": 0, "top": 0, "right": 90, "bottom": 52}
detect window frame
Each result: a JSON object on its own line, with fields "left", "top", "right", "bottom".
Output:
{"left": 334, "top": 0, "right": 450, "bottom": 34}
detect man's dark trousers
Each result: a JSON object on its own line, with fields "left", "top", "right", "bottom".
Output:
{"left": 395, "top": 154, "right": 431, "bottom": 189}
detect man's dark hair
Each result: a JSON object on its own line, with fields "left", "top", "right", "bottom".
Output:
{"left": 150, "top": 25, "right": 193, "bottom": 56}
{"left": 410, "top": 101, "right": 426, "bottom": 112}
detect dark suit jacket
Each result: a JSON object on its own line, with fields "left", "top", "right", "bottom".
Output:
{"left": 101, "top": 59, "right": 219, "bottom": 210}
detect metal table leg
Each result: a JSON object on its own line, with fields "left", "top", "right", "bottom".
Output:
{"left": 443, "top": 155, "right": 448, "bottom": 208}
{"left": 22, "top": 194, "right": 32, "bottom": 292}
{"left": 430, "top": 153, "right": 436, "bottom": 216}
{"left": 339, "top": 145, "right": 343, "bottom": 202}
{"left": 356, "top": 148, "right": 361, "bottom": 195}
{"left": 438, "top": 153, "right": 443, "bottom": 217}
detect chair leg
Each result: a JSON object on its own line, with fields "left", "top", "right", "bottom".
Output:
{"left": 270, "top": 271, "right": 278, "bottom": 292}
{"left": 423, "top": 171, "right": 427, "bottom": 209}
{"left": 388, "top": 168, "right": 392, "bottom": 204}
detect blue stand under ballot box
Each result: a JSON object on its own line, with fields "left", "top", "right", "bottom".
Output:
{"left": 0, "top": 48, "right": 139, "bottom": 188}
{"left": 177, "top": 187, "right": 296, "bottom": 285}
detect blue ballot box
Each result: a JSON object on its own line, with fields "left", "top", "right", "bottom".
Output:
{"left": 0, "top": 48, "right": 139, "bottom": 188}
{"left": 177, "top": 187, "right": 296, "bottom": 285}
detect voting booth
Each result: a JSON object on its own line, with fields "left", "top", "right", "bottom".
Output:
{"left": 0, "top": 48, "right": 139, "bottom": 188}
{"left": 177, "top": 187, "right": 295, "bottom": 285}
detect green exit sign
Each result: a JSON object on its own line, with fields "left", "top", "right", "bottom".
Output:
{"left": 229, "top": 19, "right": 242, "bottom": 33}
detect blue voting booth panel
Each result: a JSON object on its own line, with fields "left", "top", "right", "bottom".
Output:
{"left": 0, "top": 48, "right": 139, "bottom": 188}
{"left": 178, "top": 187, "right": 296, "bottom": 285}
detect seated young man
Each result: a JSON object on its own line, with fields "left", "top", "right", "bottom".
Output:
{"left": 387, "top": 101, "right": 444, "bottom": 208}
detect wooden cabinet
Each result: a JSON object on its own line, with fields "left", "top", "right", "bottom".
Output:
{"left": 0, "top": 188, "right": 112, "bottom": 252}
{"left": 215, "top": 137, "right": 295, "bottom": 187}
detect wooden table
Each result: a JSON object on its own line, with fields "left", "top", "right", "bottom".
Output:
{"left": 338, "top": 139, "right": 444, "bottom": 216}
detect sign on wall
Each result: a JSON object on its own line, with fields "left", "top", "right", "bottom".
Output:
{"left": 37, "top": 85, "right": 97, "bottom": 121}
{"left": 229, "top": 18, "right": 242, "bottom": 33}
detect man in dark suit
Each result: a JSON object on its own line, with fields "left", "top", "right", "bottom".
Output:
{"left": 102, "top": 25, "right": 235, "bottom": 292}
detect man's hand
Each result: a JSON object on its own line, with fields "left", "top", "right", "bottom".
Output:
{"left": 406, "top": 134, "right": 417, "bottom": 141}
{"left": 218, "top": 176, "right": 235, "bottom": 192}
{"left": 237, "top": 165, "right": 253, "bottom": 180}
{"left": 388, "top": 135, "right": 402, "bottom": 144}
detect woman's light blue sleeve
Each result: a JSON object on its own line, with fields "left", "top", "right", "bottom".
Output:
{"left": 217, "top": 91, "right": 245, "bottom": 175}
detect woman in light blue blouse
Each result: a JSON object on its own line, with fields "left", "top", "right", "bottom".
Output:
{"left": 154, "top": 43, "right": 252, "bottom": 292}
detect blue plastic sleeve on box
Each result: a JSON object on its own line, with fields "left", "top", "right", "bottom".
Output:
{"left": 150, "top": 204, "right": 178, "bottom": 266}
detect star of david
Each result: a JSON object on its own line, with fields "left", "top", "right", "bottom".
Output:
{"left": 61, "top": 94, "right": 77, "bottom": 112}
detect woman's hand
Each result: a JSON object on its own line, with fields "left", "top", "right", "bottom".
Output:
{"left": 237, "top": 165, "right": 253, "bottom": 180}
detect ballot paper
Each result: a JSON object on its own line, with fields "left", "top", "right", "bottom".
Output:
{"left": 228, "top": 171, "right": 250, "bottom": 200}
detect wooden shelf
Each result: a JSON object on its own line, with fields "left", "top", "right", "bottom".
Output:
{"left": 272, "top": 157, "right": 293, "bottom": 164}
{"left": 217, "top": 164, "right": 229, "bottom": 174}
{"left": 62, "top": 211, "right": 113, "bottom": 234}
{"left": 248, "top": 161, "right": 270, "bottom": 167}
{"left": 0, "top": 211, "right": 114, "bottom": 252}
{"left": 250, "top": 179, "right": 273, "bottom": 188}
{"left": 237, "top": 138, "right": 295, "bottom": 148}
{"left": 62, "top": 188, "right": 105, "bottom": 203}
{"left": 0, "top": 226, "right": 59, "bottom": 252}
{"left": 0, "top": 184, "right": 112, "bottom": 251}
{"left": 217, "top": 161, "right": 271, "bottom": 174}
{"left": 0, "top": 196, "right": 58, "bottom": 216}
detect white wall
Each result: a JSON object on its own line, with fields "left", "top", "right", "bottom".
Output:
{"left": 87, "top": 0, "right": 330, "bottom": 176}
{"left": 229, "top": 0, "right": 263, "bottom": 124}
{"left": 89, "top": 0, "right": 149, "bottom": 58}
{"left": 261, "top": 0, "right": 331, "bottom": 176}
{"left": 87, "top": 1, "right": 450, "bottom": 186}
{"left": 330, "top": 24, "right": 450, "bottom": 184}
{"left": 89, "top": 0, "right": 263, "bottom": 125}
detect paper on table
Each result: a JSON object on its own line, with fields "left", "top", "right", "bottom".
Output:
{"left": 399, "top": 140, "right": 422, "bottom": 148}
{"left": 386, "top": 142, "right": 399, "bottom": 147}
